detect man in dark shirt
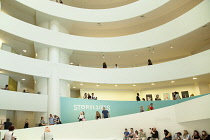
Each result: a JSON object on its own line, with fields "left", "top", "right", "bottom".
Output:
{"left": 155, "top": 95, "right": 161, "bottom": 101}
{"left": 102, "top": 107, "right": 110, "bottom": 119}
{"left": 136, "top": 93, "right": 141, "bottom": 101}
{"left": 103, "top": 62, "right": 107, "bottom": 68}
{"left": 0, "top": 118, "right": 13, "bottom": 130}
{"left": 151, "top": 127, "right": 159, "bottom": 140}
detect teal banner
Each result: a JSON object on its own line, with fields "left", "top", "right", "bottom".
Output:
{"left": 60, "top": 94, "right": 207, "bottom": 123}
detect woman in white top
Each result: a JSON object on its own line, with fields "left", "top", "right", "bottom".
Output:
{"left": 41, "top": 127, "right": 54, "bottom": 140}
{"left": 78, "top": 111, "right": 85, "bottom": 122}
{"left": 3, "top": 125, "right": 16, "bottom": 140}
{"left": 183, "top": 130, "right": 191, "bottom": 140}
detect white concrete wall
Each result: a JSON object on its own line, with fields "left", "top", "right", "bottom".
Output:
{"left": 0, "top": 49, "right": 210, "bottom": 84}
{"left": 0, "top": 90, "right": 47, "bottom": 112}
{"left": 59, "top": 80, "right": 70, "bottom": 97}
{"left": 34, "top": 78, "right": 48, "bottom": 95}
{"left": 1, "top": 0, "right": 210, "bottom": 52}
{"left": 1, "top": 44, "right": 11, "bottom": 52}
{"left": 175, "top": 94, "right": 210, "bottom": 123}
{"left": 0, "top": 94, "right": 209, "bottom": 140}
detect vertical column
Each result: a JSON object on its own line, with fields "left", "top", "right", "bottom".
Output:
{"left": 60, "top": 80, "right": 71, "bottom": 97}
{"left": 47, "top": 20, "right": 61, "bottom": 117}
{"left": 48, "top": 69, "right": 60, "bottom": 116}
{"left": 17, "top": 81, "right": 21, "bottom": 92}
{"left": 49, "top": 20, "right": 60, "bottom": 63}
{"left": 34, "top": 42, "right": 49, "bottom": 61}
{"left": 49, "top": 47, "right": 60, "bottom": 63}
{"left": 60, "top": 50, "right": 70, "bottom": 64}
{"left": 34, "top": 78, "right": 48, "bottom": 95}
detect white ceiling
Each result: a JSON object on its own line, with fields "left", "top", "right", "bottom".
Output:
{"left": 0, "top": 69, "right": 34, "bottom": 92}
{"left": 0, "top": 31, "right": 35, "bottom": 58}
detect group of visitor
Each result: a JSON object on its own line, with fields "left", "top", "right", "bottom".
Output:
{"left": 48, "top": 114, "right": 62, "bottom": 125}
{"left": 0, "top": 118, "right": 29, "bottom": 130}
{"left": 123, "top": 128, "right": 210, "bottom": 140}
{"left": 140, "top": 103, "right": 154, "bottom": 112}
{"left": 77, "top": 107, "right": 110, "bottom": 121}
{"left": 83, "top": 93, "right": 97, "bottom": 100}
{"left": 38, "top": 115, "right": 62, "bottom": 127}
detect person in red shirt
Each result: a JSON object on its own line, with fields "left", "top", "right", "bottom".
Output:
{"left": 149, "top": 103, "right": 154, "bottom": 110}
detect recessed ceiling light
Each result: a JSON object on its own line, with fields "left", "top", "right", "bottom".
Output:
{"left": 22, "top": 79, "right": 25, "bottom": 81}
{"left": 115, "top": 85, "right": 118, "bottom": 87}
{"left": 96, "top": 84, "right": 99, "bottom": 86}
{"left": 193, "top": 77, "right": 197, "bottom": 80}
{"left": 151, "top": 83, "right": 155, "bottom": 85}
{"left": 80, "top": 83, "right": 83, "bottom": 85}
{"left": 152, "top": 52, "right": 155, "bottom": 53}
{"left": 171, "top": 81, "right": 175, "bottom": 83}
{"left": 118, "top": 56, "right": 121, "bottom": 58}
{"left": 133, "top": 85, "right": 136, "bottom": 86}
{"left": 171, "top": 47, "right": 173, "bottom": 48}
{"left": 23, "top": 50, "right": 27, "bottom": 52}
{"left": 73, "top": 86, "right": 76, "bottom": 88}
{"left": 70, "top": 63, "right": 74, "bottom": 65}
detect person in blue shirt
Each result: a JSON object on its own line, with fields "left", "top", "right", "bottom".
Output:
{"left": 49, "top": 114, "right": 54, "bottom": 125}
{"left": 124, "top": 128, "right": 130, "bottom": 140}
{"left": 102, "top": 107, "right": 110, "bottom": 119}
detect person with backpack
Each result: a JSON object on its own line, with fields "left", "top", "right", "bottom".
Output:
{"left": 2, "top": 125, "right": 16, "bottom": 140}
